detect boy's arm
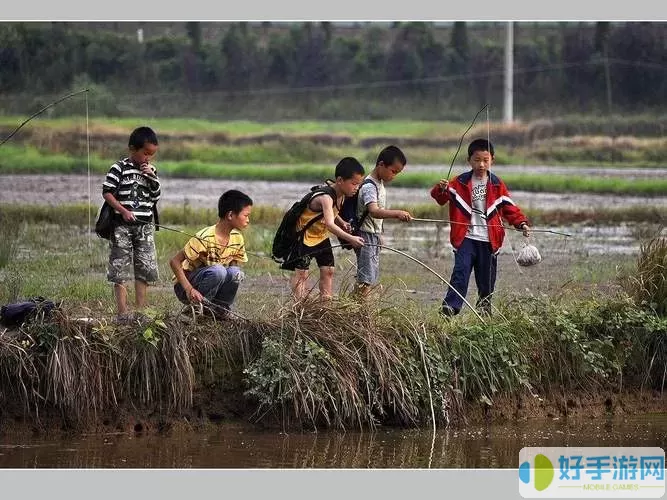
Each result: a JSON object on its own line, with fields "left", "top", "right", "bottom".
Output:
{"left": 169, "top": 249, "right": 205, "bottom": 303}
{"left": 430, "top": 179, "right": 451, "bottom": 206}
{"left": 103, "top": 192, "right": 136, "bottom": 223}
{"left": 497, "top": 183, "right": 530, "bottom": 236}
{"left": 359, "top": 182, "right": 411, "bottom": 222}
{"left": 334, "top": 214, "right": 351, "bottom": 232}
{"left": 317, "top": 196, "right": 364, "bottom": 249}
{"left": 141, "top": 163, "right": 161, "bottom": 200}
{"left": 366, "top": 202, "right": 412, "bottom": 222}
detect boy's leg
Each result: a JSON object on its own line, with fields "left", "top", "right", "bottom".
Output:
{"left": 114, "top": 283, "right": 129, "bottom": 315}
{"left": 472, "top": 241, "right": 497, "bottom": 315}
{"left": 313, "top": 239, "right": 336, "bottom": 300}
{"left": 187, "top": 265, "right": 227, "bottom": 302}
{"left": 443, "top": 238, "right": 475, "bottom": 314}
{"left": 135, "top": 280, "right": 148, "bottom": 309}
{"left": 318, "top": 266, "right": 335, "bottom": 300}
{"left": 291, "top": 269, "right": 310, "bottom": 301}
{"left": 354, "top": 232, "right": 380, "bottom": 299}
{"left": 107, "top": 225, "right": 134, "bottom": 316}
{"left": 213, "top": 266, "right": 245, "bottom": 309}
{"left": 133, "top": 224, "right": 159, "bottom": 309}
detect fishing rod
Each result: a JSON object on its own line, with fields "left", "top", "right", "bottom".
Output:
{"left": 445, "top": 104, "right": 489, "bottom": 180}
{"left": 409, "top": 218, "right": 573, "bottom": 237}
{"left": 278, "top": 240, "right": 487, "bottom": 323}
{"left": 151, "top": 220, "right": 487, "bottom": 321}
{"left": 0, "top": 89, "right": 90, "bottom": 147}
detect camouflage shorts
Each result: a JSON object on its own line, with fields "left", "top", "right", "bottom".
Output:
{"left": 107, "top": 223, "right": 159, "bottom": 284}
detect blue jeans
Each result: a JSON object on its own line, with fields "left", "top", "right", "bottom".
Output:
{"left": 174, "top": 265, "right": 244, "bottom": 310}
{"left": 443, "top": 238, "right": 497, "bottom": 314}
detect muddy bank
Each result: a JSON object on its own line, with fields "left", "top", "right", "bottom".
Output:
{"left": 2, "top": 174, "right": 667, "bottom": 211}
{"left": 1, "top": 389, "right": 665, "bottom": 437}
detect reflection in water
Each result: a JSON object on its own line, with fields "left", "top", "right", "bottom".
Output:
{"left": 0, "top": 415, "right": 665, "bottom": 468}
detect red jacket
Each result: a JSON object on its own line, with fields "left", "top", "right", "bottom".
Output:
{"left": 430, "top": 170, "right": 529, "bottom": 253}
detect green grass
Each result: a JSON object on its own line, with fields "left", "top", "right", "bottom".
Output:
{"left": 2, "top": 114, "right": 666, "bottom": 138}
{"left": 2, "top": 203, "right": 665, "bottom": 234}
{"left": 1, "top": 146, "right": 667, "bottom": 195}
{"left": 0, "top": 116, "right": 470, "bottom": 138}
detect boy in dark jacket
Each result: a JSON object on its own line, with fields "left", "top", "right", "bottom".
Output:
{"left": 430, "top": 138, "right": 530, "bottom": 317}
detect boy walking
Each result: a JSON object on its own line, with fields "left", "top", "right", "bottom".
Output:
{"left": 169, "top": 190, "right": 253, "bottom": 319}
{"left": 430, "top": 139, "right": 530, "bottom": 317}
{"left": 282, "top": 157, "right": 366, "bottom": 301}
{"left": 103, "top": 126, "right": 161, "bottom": 322}
{"left": 353, "top": 145, "right": 412, "bottom": 298}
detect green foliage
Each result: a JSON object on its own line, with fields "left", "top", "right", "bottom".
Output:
{"left": 621, "top": 236, "right": 667, "bottom": 316}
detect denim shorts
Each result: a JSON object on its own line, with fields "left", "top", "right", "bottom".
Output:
{"left": 355, "top": 231, "right": 381, "bottom": 285}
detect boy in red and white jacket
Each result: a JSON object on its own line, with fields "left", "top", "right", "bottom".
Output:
{"left": 430, "top": 139, "right": 531, "bottom": 317}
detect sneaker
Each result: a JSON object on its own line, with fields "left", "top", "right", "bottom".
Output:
{"left": 439, "top": 304, "right": 458, "bottom": 318}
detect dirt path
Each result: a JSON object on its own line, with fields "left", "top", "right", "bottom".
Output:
{"left": 2, "top": 174, "right": 667, "bottom": 211}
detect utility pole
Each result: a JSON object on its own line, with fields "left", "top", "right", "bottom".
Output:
{"left": 503, "top": 21, "right": 514, "bottom": 123}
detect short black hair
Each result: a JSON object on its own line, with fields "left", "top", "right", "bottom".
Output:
{"left": 376, "top": 145, "right": 407, "bottom": 167}
{"left": 334, "top": 157, "right": 365, "bottom": 180}
{"left": 468, "top": 138, "right": 494, "bottom": 159}
{"left": 218, "top": 190, "right": 253, "bottom": 218}
{"left": 129, "top": 126, "right": 159, "bottom": 150}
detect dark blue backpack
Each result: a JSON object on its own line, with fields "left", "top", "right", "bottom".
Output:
{"left": 338, "top": 178, "right": 378, "bottom": 250}
{"left": 0, "top": 297, "right": 57, "bottom": 327}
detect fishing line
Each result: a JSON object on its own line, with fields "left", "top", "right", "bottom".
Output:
{"left": 85, "top": 89, "right": 92, "bottom": 303}
{"left": 409, "top": 218, "right": 573, "bottom": 237}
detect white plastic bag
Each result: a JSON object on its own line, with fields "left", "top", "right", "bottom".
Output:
{"left": 516, "top": 241, "right": 542, "bottom": 267}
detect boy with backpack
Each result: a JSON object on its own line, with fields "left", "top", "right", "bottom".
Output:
{"left": 273, "top": 157, "right": 366, "bottom": 301}
{"left": 345, "top": 145, "right": 412, "bottom": 298}
{"left": 102, "top": 126, "right": 161, "bottom": 323}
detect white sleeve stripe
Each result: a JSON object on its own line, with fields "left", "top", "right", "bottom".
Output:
{"left": 448, "top": 186, "right": 472, "bottom": 215}
{"left": 486, "top": 196, "right": 515, "bottom": 216}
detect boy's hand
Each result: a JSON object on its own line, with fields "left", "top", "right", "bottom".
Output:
{"left": 397, "top": 210, "right": 412, "bottom": 222}
{"left": 520, "top": 222, "right": 531, "bottom": 237}
{"left": 437, "top": 179, "right": 449, "bottom": 192}
{"left": 186, "top": 287, "right": 204, "bottom": 303}
{"left": 347, "top": 235, "right": 365, "bottom": 249}
{"left": 140, "top": 163, "right": 157, "bottom": 178}
{"left": 121, "top": 208, "right": 136, "bottom": 222}
{"left": 341, "top": 221, "right": 352, "bottom": 233}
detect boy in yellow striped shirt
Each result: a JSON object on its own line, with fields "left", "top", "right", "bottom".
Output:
{"left": 169, "top": 190, "right": 253, "bottom": 319}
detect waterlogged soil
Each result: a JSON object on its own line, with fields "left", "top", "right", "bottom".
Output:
{"left": 2, "top": 173, "right": 667, "bottom": 211}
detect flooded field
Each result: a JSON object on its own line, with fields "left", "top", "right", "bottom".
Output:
{"left": 1, "top": 173, "right": 667, "bottom": 212}
{"left": 0, "top": 414, "right": 665, "bottom": 468}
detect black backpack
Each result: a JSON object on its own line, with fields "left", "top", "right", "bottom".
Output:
{"left": 338, "top": 178, "right": 378, "bottom": 250}
{"left": 271, "top": 182, "right": 337, "bottom": 264}
{"left": 0, "top": 297, "right": 57, "bottom": 327}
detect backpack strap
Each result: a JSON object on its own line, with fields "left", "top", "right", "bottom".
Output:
{"left": 355, "top": 178, "right": 379, "bottom": 230}
{"left": 298, "top": 185, "right": 338, "bottom": 235}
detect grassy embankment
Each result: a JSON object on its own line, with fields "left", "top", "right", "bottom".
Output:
{"left": 0, "top": 204, "right": 665, "bottom": 430}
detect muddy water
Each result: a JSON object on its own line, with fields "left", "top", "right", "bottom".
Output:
{"left": 0, "top": 415, "right": 665, "bottom": 468}
{"left": 1, "top": 173, "right": 667, "bottom": 211}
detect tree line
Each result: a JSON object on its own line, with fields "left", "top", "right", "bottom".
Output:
{"left": 0, "top": 22, "right": 665, "bottom": 119}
